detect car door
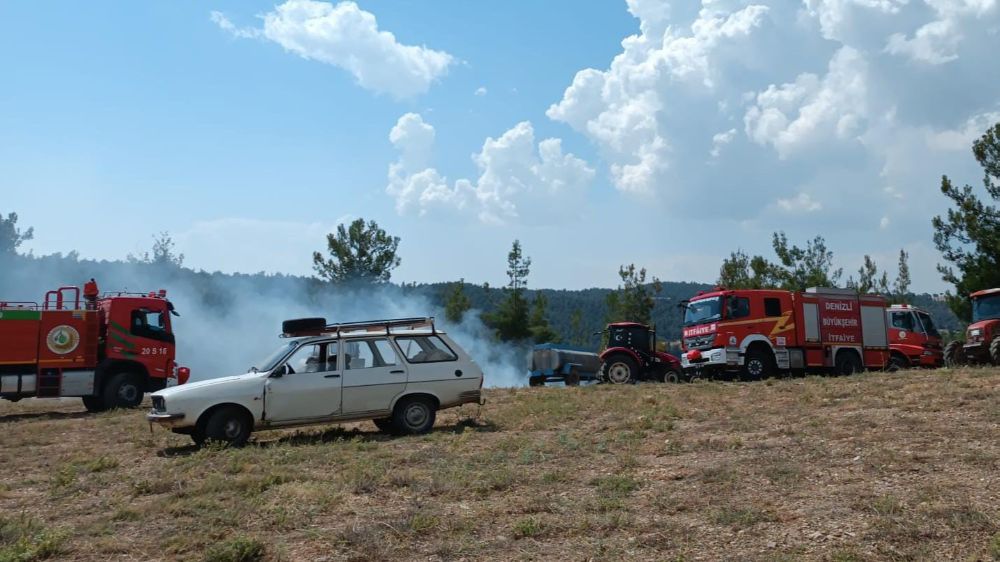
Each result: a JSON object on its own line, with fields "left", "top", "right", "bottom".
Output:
{"left": 264, "top": 341, "right": 343, "bottom": 423}
{"left": 340, "top": 337, "right": 407, "bottom": 416}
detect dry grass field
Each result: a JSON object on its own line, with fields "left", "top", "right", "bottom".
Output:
{"left": 1, "top": 367, "right": 999, "bottom": 561}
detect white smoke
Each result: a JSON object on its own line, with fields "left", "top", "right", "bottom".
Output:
{"left": 0, "top": 254, "right": 527, "bottom": 387}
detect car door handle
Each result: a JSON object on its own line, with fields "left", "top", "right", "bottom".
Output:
{"left": 390, "top": 370, "right": 405, "bottom": 374}
{"left": 324, "top": 374, "right": 341, "bottom": 378}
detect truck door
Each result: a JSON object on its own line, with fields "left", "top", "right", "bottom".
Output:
{"left": 341, "top": 338, "right": 407, "bottom": 416}
{"left": 128, "top": 307, "right": 174, "bottom": 381}
{"left": 264, "top": 342, "right": 343, "bottom": 422}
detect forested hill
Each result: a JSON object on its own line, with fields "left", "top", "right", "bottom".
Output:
{"left": 0, "top": 253, "right": 963, "bottom": 353}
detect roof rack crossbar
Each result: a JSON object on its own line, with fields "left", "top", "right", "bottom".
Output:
{"left": 319, "top": 316, "right": 436, "bottom": 336}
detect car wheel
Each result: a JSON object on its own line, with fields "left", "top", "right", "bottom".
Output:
{"left": 203, "top": 407, "right": 252, "bottom": 447}
{"left": 943, "top": 341, "right": 965, "bottom": 367}
{"left": 373, "top": 418, "right": 395, "bottom": 433}
{"left": 834, "top": 351, "right": 862, "bottom": 376}
{"left": 82, "top": 395, "right": 107, "bottom": 412}
{"left": 102, "top": 372, "right": 144, "bottom": 409}
{"left": 602, "top": 355, "right": 638, "bottom": 384}
{"left": 391, "top": 397, "right": 437, "bottom": 435}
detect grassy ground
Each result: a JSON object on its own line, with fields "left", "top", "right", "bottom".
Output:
{"left": 1, "top": 368, "right": 999, "bottom": 561}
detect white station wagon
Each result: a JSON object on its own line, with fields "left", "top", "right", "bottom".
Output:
{"left": 147, "top": 317, "right": 484, "bottom": 446}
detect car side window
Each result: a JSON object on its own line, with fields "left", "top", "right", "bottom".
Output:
{"left": 346, "top": 339, "right": 400, "bottom": 370}
{"left": 395, "top": 336, "right": 457, "bottom": 363}
{"left": 285, "top": 342, "right": 337, "bottom": 374}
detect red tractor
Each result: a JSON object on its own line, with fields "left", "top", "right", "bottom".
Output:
{"left": 944, "top": 288, "right": 1000, "bottom": 366}
{"left": 0, "top": 279, "right": 190, "bottom": 411}
{"left": 597, "top": 322, "right": 683, "bottom": 384}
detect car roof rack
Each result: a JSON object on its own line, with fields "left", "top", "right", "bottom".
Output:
{"left": 284, "top": 317, "right": 437, "bottom": 338}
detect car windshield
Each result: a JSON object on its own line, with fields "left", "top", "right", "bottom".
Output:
{"left": 916, "top": 312, "right": 940, "bottom": 338}
{"left": 973, "top": 294, "right": 1000, "bottom": 322}
{"left": 684, "top": 297, "right": 722, "bottom": 326}
{"left": 252, "top": 341, "right": 297, "bottom": 373}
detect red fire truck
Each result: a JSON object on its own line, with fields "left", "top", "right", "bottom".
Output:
{"left": 0, "top": 279, "right": 190, "bottom": 411}
{"left": 885, "top": 304, "right": 943, "bottom": 369}
{"left": 680, "top": 287, "right": 890, "bottom": 378}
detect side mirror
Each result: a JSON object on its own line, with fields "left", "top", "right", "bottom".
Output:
{"left": 271, "top": 364, "right": 290, "bottom": 378}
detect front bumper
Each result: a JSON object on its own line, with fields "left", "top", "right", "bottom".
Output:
{"left": 147, "top": 411, "right": 186, "bottom": 427}
{"left": 681, "top": 347, "right": 740, "bottom": 370}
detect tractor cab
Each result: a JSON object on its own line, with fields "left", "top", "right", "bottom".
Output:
{"left": 598, "top": 322, "right": 682, "bottom": 384}
{"left": 606, "top": 322, "right": 654, "bottom": 356}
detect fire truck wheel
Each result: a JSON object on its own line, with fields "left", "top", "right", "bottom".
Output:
{"left": 203, "top": 407, "right": 252, "bottom": 447}
{"left": 943, "top": 341, "right": 965, "bottom": 367}
{"left": 102, "top": 373, "right": 144, "bottom": 409}
{"left": 834, "top": 351, "right": 862, "bottom": 376}
{"left": 602, "top": 355, "right": 638, "bottom": 385}
{"left": 887, "top": 354, "right": 909, "bottom": 372}
{"left": 990, "top": 338, "right": 1000, "bottom": 366}
{"left": 82, "top": 395, "right": 108, "bottom": 412}
{"left": 391, "top": 397, "right": 437, "bottom": 435}
{"left": 742, "top": 348, "right": 773, "bottom": 381}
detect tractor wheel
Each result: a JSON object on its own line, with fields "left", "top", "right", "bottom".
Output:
{"left": 102, "top": 372, "right": 144, "bottom": 409}
{"left": 943, "top": 341, "right": 965, "bottom": 367}
{"left": 834, "top": 351, "right": 863, "bottom": 376}
{"left": 82, "top": 395, "right": 107, "bottom": 412}
{"left": 391, "top": 397, "right": 437, "bottom": 435}
{"left": 990, "top": 338, "right": 1000, "bottom": 366}
{"left": 742, "top": 348, "right": 774, "bottom": 380}
{"left": 203, "top": 406, "right": 252, "bottom": 447}
{"left": 887, "top": 354, "right": 909, "bottom": 372}
{"left": 664, "top": 369, "right": 682, "bottom": 384}
{"left": 602, "top": 356, "right": 638, "bottom": 385}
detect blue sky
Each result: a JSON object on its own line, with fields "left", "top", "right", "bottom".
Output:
{"left": 2, "top": 1, "right": 998, "bottom": 292}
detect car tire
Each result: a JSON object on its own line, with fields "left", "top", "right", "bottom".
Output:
{"left": 373, "top": 418, "right": 395, "bottom": 433}
{"left": 602, "top": 355, "right": 638, "bottom": 385}
{"left": 203, "top": 406, "right": 252, "bottom": 447}
{"left": 943, "top": 341, "right": 965, "bottom": 367}
{"left": 391, "top": 397, "right": 437, "bottom": 435}
{"left": 834, "top": 351, "right": 862, "bottom": 376}
{"left": 281, "top": 317, "right": 327, "bottom": 334}
{"left": 82, "top": 395, "right": 107, "bottom": 412}
{"left": 102, "top": 372, "right": 144, "bottom": 409}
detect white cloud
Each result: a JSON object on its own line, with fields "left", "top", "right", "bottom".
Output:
{"left": 710, "top": 128, "right": 737, "bottom": 157}
{"left": 546, "top": 3, "right": 769, "bottom": 195}
{"left": 386, "top": 115, "right": 595, "bottom": 224}
{"left": 744, "top": 46, "right": 869, "bottom": 158}
{"left": 884, "top": 0, "right": 998, "bottom": 64}
{"left": 776, "top": 192, "right": 823, "bottom": 212}
{"left": 880, "top": 215, "right": 891, "bottom": 229}
{"left": 210, "top": 12, "right": 261, "bottom": 39}
{"left": 925, "top": 110, "right": 1000, "bottom": 150}
{"left": 475, "top": 86, "right": 488, "bottom": 96}
{"left": 212, "top": 1, "right": 454, "bottom": 98}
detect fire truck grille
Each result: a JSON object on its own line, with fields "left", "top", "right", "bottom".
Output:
{"left": 151, "top": 396, "right": 165, "bottom": 412}
{"left": 684, "top": 335, "right": 715, "bottom": 350}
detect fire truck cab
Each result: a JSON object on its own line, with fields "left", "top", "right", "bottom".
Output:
{"left": 681, "top": 287, "right": 890, "bottom": 378}
{"left": 885, "top": 304, "right": 943, "bottom": 369}
{"left": 0, "top": 280, "right": 189, "bottom": 411}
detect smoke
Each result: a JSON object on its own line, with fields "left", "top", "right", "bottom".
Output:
{"left": 0, "top": 254, "right": 527, "bottom": 387}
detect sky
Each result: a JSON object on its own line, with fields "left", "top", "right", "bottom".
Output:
{"left": 2, "top": 0, "right": 998, "bottom": 293}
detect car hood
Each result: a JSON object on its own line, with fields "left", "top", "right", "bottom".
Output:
{"left": 154, "top": 371, "right": 264, "bottom": 399}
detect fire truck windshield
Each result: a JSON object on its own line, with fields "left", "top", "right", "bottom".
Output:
{"left": 916, "top": 311, "right": 940, "bottom": 338}
{"left": 684, "top": 297, "right": 721, "bottom": 326}
{"left": 972, "top": 293, "right": 1000, "bottom": 322}
{"left": 253, "top": 341, "right": 298, "bottom": 373}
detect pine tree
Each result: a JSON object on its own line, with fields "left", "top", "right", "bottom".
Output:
{"left": 529, "top": 293, "right": 560, "bottom": 343}
{"left": 443, "top": 279, "right": 472, "bottom": 323}
{"left": 313, "top": 218, "right": 401, "bottom": 284}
